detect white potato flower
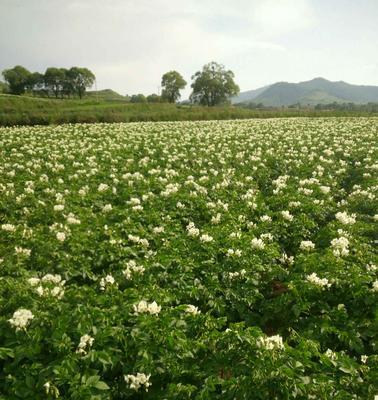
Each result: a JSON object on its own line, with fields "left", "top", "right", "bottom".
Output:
{"left": 335, "top": 211, "right": 356, "bottom": 225}
{"left": 102, "top": 204, "right": 112, "bottom": 213}
{"left": 1, "top": 223, "right": 16, "bottom": 232}
{"left": 56, "top": 232, "right": 66, "bottom": 242}
{"left": 281, "top": 210, "right": 293, "bottom": 221}
{"left": 251, "top": 238, "right": 265, "bottom": 250}
{"left": 28, "top": 277, "right": 41, "bottom": 286}
{"left": 186, "top": 222, "right": 200, "bottom": 237}
{"left": 306, "top": 273, "right": 331, "bottom": 288}
{"left": 76, "top": 334, "right": 95, "bottom": 354}
{"left": 330, "top": 236, "right": 349, "bottom": 257}
{"left": 100, "top": 274, "right": 116, "bottom": 290}
{"left": 98, "top": 183, "right": 109, "bottom": 192}
{"left": 185, "top": 305, "right": 201, "bottom": 315}
{"left": 133, "top": 300, "right": 161, "bottom": 315}
{"left": 8, "top": 308, "right": 34, "bottom": 331}
{"left": 200, "top": 234, "right": 213, "bottom": 243}
{"left": 124, "top": 373, "right": 151, "bottom": 392}
{"left": 300, "top": 240, "right": 315, "bottom": 251}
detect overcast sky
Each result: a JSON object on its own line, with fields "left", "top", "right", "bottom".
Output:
{"left": 1, "top": 0, "right": 377, "bottom": 98}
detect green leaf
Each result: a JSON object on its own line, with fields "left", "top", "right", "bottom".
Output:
{"left": 86, "top": 375, "right": 100, "bottom": 386}
{"left": 94, "top": 381, "right": 110, "bottom": 390}
{"left": 0, "top": 347, "right": 14, "bottom": 359}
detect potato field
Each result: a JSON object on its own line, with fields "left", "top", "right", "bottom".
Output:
{"left": 0, "top": 118, "right": 377, "bottom": 399}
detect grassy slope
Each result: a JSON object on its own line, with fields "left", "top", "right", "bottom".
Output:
{"left": 85, "top": 89, "right": 128, "bottom": 101}
{"left": 0, "top": 94, "right": 374, "bottom": 126}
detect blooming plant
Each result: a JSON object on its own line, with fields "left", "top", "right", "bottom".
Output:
{"left": 0, "top": 118, "right": 377, "bottom": 398}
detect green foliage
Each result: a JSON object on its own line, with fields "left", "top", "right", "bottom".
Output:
{"left": 0, "top": 118, "right": 377, "bottom": 398}
{"left": 190, "top": 62, "right": 240, "bottom": 106}
{"left": 67, "top": 67, "right": 95, "bottom": 99}
{"left": 147, "top": 94, "right": 162, "bottom": 103}
{"left": 86, "top": 89, "right": 126, "bottom": 101}
{"left": 45, "top": 67, "right": 68, "bottom": 98}
{"left": 0, "top": 80, "right": 9, "bottom": 93}
{"left": 130, "top": 94, "right": 147, "bottom": 103}
{"left": 161, "top": 71, "right": 187, "bottom": 103}
{"left": 0, "top": 94, "right": 375, "bottom": 127}
{"left": 2, "top": 65, "right": 96, "bottom": 99}
{"left": 2, "top": 65, "right": 31, "bottom": 95}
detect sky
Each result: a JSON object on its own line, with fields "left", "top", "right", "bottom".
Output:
{"left": 0, "top": 0, "right": 377, "bottom": 98}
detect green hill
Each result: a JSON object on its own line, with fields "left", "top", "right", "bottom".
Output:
{"left": 86, "top": 89, "right": 127, "bottom": 101}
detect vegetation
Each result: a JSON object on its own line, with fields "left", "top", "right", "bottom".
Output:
{"left": 0, "top": 80, "right": 8, "bottom": 93}
{"left": 190, "top": 62, "right": 240, "bottom": 106}
{"left": 1, "top": 94, "right": 375, "bottom": 127}
{"left": 2, "top": 65, "right": 32, "bottom": 95}
{"left": 2, "top": 64, "right": 377, "bottom": 127}
{"left": 313, "top": 102, "right": 378, "bottom": 112}
{"left": 0, "top": 118, "right": 377, "bottom": 398}
{"left": 85, "top": 89, "right": 128, "bottom": 102}
{"left": 236, "top": 100, "right": 378, "bottom": 113}
{"left": 2, "top": 65, "right": 95, "bottom": 98}
{"left": 161, "top": 71, "right": 187, "bottom": 103}
{"left": 2, "top": 62, "right": 241, "bottom": 106}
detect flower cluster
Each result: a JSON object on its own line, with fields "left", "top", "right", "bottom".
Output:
{"left": 123, "top": 260, "right": 145, "bottom": 279}
{"left": 335, "top": 211, "right": 356, "bottom": 225}
{"left": 133, "top": 300, "right": 161, "bottom": 315}
{"left": 8, "top": 309, "right": 34, "bottom": 331}
{"left": 251, "top": 237, "right": 265, "bottom": 250}
{"left": 185, "top": 305, "right": 201, "bottom": 315}
{"left": 100, "top": 274, "right": 117, "bottom": 290}
{"left": 124, "top": 373, "right": 152, "bottom": 392}
{"left": 28, "top": 273, "right": 65, "bottom": 298}
{"left": 76, "top": 334, "right": 95, "bottom": 355}
{"left": 306, "top": 273, "right": 332, "bottom": 289}
{"left": 186, "top": 222, "right": 200, "bottom": 237}
{"left": 330, "top": 236, "right": 349, "bottom": 257}
{"left": 300, "top": 240, "right": 315, "bottom": 251}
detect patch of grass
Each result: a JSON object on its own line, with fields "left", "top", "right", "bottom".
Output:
{"left": 0, "top": 94, "right": 375, "bottom": 126}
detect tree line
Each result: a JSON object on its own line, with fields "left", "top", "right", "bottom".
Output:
{"left": 1, "top": 61, "right": 240, "bottom": 105}
{"left": 1, "top": 65, "right": 95, "bottom": 99}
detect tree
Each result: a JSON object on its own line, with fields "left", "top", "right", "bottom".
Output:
{"left": 190, "top": 62, "right": 239, "bottom": 106}
{"left": 161, "top": 71, "right": 186, "bottom": 103}
{"left": 44, "top": 67, "right": 67, "bottom": 98}
{"left": 130, "top": 94, "right": 147, "bottom": 103}
{"left": 147, "top": 93, "right": 161, "bottom": 103}
{"left": 67, "top": 67, "right": 95, "bottom": 99}
{"left": 26, "top": 72, "right": 45, "bottom": 94}
{"left": 2, "top": 65, "right": 31, "bottom": 95}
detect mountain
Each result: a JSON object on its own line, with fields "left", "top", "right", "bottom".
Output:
{"left": 231, "top": 85, "right": 270, "bottom": 103}
{"left": 233, "top": 78, "right": 378, "bottom": 106}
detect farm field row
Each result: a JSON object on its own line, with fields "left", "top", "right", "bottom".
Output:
{"left": 0, "top": 118, "right": 377, "bottom": 399}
